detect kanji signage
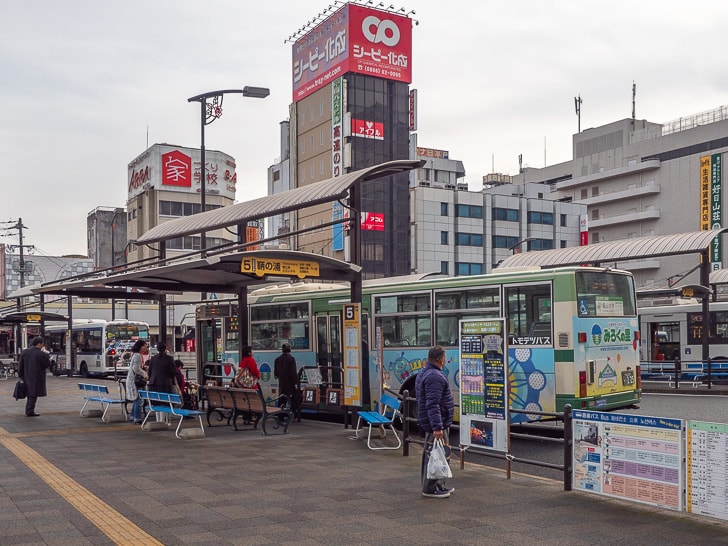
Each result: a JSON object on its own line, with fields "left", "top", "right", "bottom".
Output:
{"left": 240, "top": 257, "right": 320, "bottom": 279}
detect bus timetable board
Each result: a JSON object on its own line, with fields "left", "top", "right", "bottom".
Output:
{"left": 458, "top": 319, "right": 509, "bottom": 453}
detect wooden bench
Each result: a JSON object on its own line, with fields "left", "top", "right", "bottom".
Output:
{"left": 355, "top": 392, "right": 402, "bottom": 450}
{"left": 138, "top": 390, "right": 206, "bottom": 439}
{"left": 204, "top": 385, "right": 293, "bottom": 434}
{"left": 78, "top": 383, "right": 127, "bottom": 423}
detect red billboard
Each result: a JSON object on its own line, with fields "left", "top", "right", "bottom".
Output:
{"left": 361, "top": 212, "right": 384, "bottom": 231}
{"left": 161, "top": 150, "right": 192, "bottom": 188}
{"left": 292, "top": 4, "right": 412, "bottom": 102}
{"left": 352, "top": 118, "right": 384, "bottom": 140}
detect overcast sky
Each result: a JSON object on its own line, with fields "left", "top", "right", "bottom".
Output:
{"left": 2, "top": 1, "right": 727, "bottom": 257}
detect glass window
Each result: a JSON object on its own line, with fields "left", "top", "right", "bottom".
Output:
{"left": 250, "top": 302, "right": 310, "bottom": 350}
{"left": 374, "top": 293, "right": 431, "bottom": 347}
{"left": 494, "top": 208, "right": 519, "bottom": 222}
{"left": 441, "top": 231, "right": 448, "bottom": 245}
{"left": 575, "top": 271, "right": 636, "bottom": 317}
{"left": 506, "top": 284, "right": 552, "bottom": 345}
{"left": 440, "top": 202, "right": 448, "bottom": 216}
{"left": 435, "top": 287, "right": 500, "bottom": 346}
{"left": 457, "top": 204, "right": 483, "bottom": 219}
{"left": 440, "top": 261, "right": 448, "bottom": 274}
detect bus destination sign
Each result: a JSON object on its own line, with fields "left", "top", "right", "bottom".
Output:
{"left": 240, "top": 257, "right": 320, "bottom": 279}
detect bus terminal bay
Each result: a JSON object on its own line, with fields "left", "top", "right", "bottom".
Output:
{"left": 1, "top": 377, "right": 728, "bottom": 545}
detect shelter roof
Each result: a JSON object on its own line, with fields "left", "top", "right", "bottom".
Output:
{"left": 137, "top": 160, "right": 424, "bottom": 245}
{"left": 496, "top": 229, "right": 728, "bottom": 269}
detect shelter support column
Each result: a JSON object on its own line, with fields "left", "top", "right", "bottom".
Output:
{"left": 238, "top": 287, "right": 248, "bottom": 364}
{"left": 701, "top": 251, "right": 711, "bottom": 388}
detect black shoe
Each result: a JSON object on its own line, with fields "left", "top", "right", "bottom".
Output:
{"left": 438, "top": 486, "right": 455, "bottom": 494}
{"left": 26, "top": 413, "right": 40, "bottom": 417}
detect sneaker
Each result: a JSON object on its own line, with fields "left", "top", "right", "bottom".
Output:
{"left": 422, "top": 490, "right": 450, "bottom": 498}
{"left": 438, "top": 486, "right": 455, "bottom": 494}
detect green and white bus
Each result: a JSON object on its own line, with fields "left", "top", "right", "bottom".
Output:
{"left": 196, "top": 266, "right": 641, "bottom": 422}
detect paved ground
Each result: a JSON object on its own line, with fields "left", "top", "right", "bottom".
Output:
{"left": 1, "top": 375, "right": 727, "bottom": 545}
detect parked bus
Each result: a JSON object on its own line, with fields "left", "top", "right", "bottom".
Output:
{"left": 195, "top": 266, "right": 641, "bottom": 422}
{"left": 638, "top": 298, "right": 728, "bottom": 379}
{"left": 45, "top": 319, "right": 150, "bottom": 378}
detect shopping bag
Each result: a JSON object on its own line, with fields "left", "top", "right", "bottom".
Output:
{"left": 426, "top": 438, "right": 453, "bottom": 479}
{"left": 13, "top": 379, "right": 28, "bottom": 400}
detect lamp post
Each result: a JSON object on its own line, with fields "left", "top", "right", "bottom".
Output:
{"left": 508, "top": 237, "right": 535, "bottom": 254}
{"left": 187, "top": 86, "right": 270, "bottom": 257}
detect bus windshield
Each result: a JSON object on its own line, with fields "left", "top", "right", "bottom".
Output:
{"left": 576, "top": 271, "right": 636, "bottom": 317}
{"left": 106, "top": 323, "right": 149, "bottom": 342}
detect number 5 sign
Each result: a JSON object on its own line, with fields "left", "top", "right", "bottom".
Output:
{"left": 343, "top": 303, "right": 361, "bottom": 407}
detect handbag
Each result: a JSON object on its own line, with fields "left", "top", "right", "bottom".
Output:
{"left": 234, "top": 366, "right": 257, "bottom": 389}
{"left": 426, "top": 438, "right": 453, "bottom": 480}
{"left": 13, "top": 379, "right": 28, "bottom": 400}
{"left": 134, "top": 374, "right": 147, "bottom": 389}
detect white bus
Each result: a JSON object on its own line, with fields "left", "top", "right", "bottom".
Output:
{"left": 45, "top": 319, "right": 150, "bottom": 378}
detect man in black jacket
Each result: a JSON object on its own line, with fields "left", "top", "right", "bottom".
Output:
{"left": 18, "top": 337, "right": 51, "bottom": 417}
{"left": 415, "top": 345, "right": 455, "bottom": 498}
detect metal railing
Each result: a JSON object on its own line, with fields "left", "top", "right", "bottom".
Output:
{"left": 400, "top": 389, "right": 573, "bottom": 490}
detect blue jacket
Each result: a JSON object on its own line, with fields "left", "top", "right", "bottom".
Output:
{"left": 415, "top": 361, "right": 454, "bottom": 432}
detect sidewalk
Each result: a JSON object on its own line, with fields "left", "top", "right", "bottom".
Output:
{"left": 0, "top": 375, "right": 726, "bottom": 545}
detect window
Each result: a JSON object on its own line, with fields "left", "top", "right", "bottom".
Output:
{"left": 493, "top": 207, "right": 519, "bottom": 222}
{"left": 456, "top": 233, "right": 483, "bottom": 246}
{"left": 440, "top": 202, "right": 448, "bottom": 216}
{"left": 440, "top": 231, "right": 448, "bottom": 245}
{"left": 455, "top": 262, "right": 483, "bottom": 276}
{"left": 560, "top": 240, "right": 567, "bottom": 248}
{"left": 493, "top": 235, "right": 519, "bottom": 249}
{"left": 440, "top": 261, "right": 448, "bottom": 274}
{"left": 560, "top": 214, "right": 567, "bottom": 227}
{"left": 506, "top": 284, "right": 552, "bottom": 345}
{"left": 580, "top": 189, "right": 588, "bottom": 200}
{"left": 576, "top": 271, "right": 636, "bottom": 317}
{"left": 530, "top": 239, "right": 554, "bottom": 250}
{"left": 527, "top": 211, "right": 553, "bottom": 225}
{"left": 250, "top": 302, "right": 310, "bottom": 350}
{"left": 374, "top": 293, "right": 432, "bottom": 347}
{"left": 435, "top": 287, "right": 500, "bottom": 346}
{"left": 591, "top": 208, "right": 599, "bottom": 221}
{"left": 456, "top": 204, "right": 483, "bottom": 219}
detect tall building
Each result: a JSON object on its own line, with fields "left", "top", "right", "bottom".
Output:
{"left": 87, "top": 206, "right": 126, "bottom": 270}
{"left": 125, "top": 144, "right": 238, "bottom": 264}
{"left": 286, "top": 3, "right": 414, "bottom": 278}
{"left": 510, "top": 105, "right": 728, "bottom": 289}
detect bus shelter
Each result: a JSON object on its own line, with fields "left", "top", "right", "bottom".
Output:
{"left": 497, "top": 228, "right": 728, "bottom": 384}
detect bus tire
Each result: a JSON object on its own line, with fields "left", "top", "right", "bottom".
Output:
{"left": 80, "top": 363, "right": 89, "bottom": 378}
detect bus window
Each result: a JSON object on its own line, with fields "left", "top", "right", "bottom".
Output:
{"left": 435, "top": 287, "right": 500, "bottom": 346}
{"left": 576, "top": 270, "right": 636, "bottom": 317}
{"left": 375, "top": 292, "right": 432, "bottom": 347}
{"left": 250, "top": 302, "right": 310, "bottom": 350}
{"left": 506, "top": 284, "right": 552, "bottom": 344}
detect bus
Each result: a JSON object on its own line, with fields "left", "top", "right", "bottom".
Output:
{"left": 195, "top": 266, "right": 641, "bottom": 422}
{"left": 45, "top": 319, "right": 150, "bottom": 378}
{"left": 638, "top": 298, "right": 728, "bottom": 379}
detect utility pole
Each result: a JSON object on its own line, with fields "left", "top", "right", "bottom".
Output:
{"left": 9, "top": 218, "right": 33, "bottom": 288}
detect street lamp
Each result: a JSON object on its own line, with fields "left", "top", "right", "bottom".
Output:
{"left": 508, "top": 237, "right": 535, "bottom": 254}
{"left": 187, "top": 86, "right": 270, "bottom": 256}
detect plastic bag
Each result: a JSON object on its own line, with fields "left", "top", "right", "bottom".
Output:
{"left": 426, "top": 438, "right": 453, "bottom": 479}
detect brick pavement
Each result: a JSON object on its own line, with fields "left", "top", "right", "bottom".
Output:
{"left": 0, "top": 375, "right": 727, "bottom": 545}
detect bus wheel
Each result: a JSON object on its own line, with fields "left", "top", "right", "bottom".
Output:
{"left": 80, "top": 363, "right": 89, "bottom": 378}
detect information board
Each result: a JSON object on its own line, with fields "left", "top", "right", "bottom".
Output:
{"left": 458, "top": 319, "right": 509, "bottom": 453}
{"left": 572, "top": 410, "right": 683, "bottom": 511}
{"left": 687, "top": 420, "right": 728, "bottom": 520}
{"left": 343, "top": 303, "right": 361, "bottom": 406}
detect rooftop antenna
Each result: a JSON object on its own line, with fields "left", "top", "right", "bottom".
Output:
{"left": 518, "top": 153, "right": 523, "bottom": 174}
{"left": 574, "top": 94, "right": 582, "bottom": 133}
{"left": 631, "top": 81, "right": 636, "bottom": 128}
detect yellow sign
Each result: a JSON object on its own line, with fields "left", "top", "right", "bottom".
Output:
{"left": 240, "top": 257, "right": 320, "bottom": 279}
{"left": 26, "top": 314, "right": 42, "bottom": 322}
{"left": 700, "top": 155, "right": 711, "bottom": 231}
{"left": 343, "top": 303, "right": 362, "bottom": 407}
{"left": 681, "top": 287, "right": 694, "bottom": 298}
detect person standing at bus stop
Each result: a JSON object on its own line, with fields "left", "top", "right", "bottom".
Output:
{"left": 147, "top": 341, "right": 176, "bottom": 422}
{"left": 125, "top": 339, "right": 148, "bottom": 424}
{"left": 18, "top": 336, "right": 51, "bottom": 417}
{"left": 274, "top": 343, "right": 301, "bottom": 422}
{"left": 416, "top": 345, "right": 455, "bottom": 498}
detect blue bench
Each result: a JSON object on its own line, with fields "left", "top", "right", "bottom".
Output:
{"left": 138, "top": 390, "right": 205, "bottom": 439}
{"left": 355, "top": 392, "right": 402, "bottom": 450}
{"left": 78, "top": 383, "right": 127, "bottom": 423}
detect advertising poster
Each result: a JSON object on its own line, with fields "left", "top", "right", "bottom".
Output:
{"left": 687, "top": 421, "right": 728, "bottom": 520}
{"left": 572, "top": 411, "right": 683, "bottom": 511}
{"left": 458, "top": 319, "right": 509, "bottom": 453}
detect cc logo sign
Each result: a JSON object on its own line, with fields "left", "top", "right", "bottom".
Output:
{"left": 362, "top": 15, "right": 400, "bottom": 46}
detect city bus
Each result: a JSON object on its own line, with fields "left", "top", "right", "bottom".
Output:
{"left": 638, "top": 298, "right": 728, "bottom": 379}
{"left": 45, "top": 319, "right": 150, "bottom": 378}
{"left": 195, "top": 266, "right": 641, "bottom": 422}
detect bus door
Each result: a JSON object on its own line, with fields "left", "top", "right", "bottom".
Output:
{"left": 504, "top": 283, "right": 555, "bottom": 421}
{"left": 315, "top": 313, "right": 342, "bottom": 388}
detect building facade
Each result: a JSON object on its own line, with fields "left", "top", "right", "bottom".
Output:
{"left": 410, "top": 182, "right": 585, "bottom": 275}
{"left": 511, "top": 105, "right": 728, "bottom": 289}
{"left": 87, "top": 206, "right": 127, "bottom": 271}
{"left": 125, "top": 144, "right": 238, "bottom": 264}
{"left": 287, "top": 3, "right": 414, "bottom": 278}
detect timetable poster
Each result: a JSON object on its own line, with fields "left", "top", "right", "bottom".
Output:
{"left": 687, "top": 421, "right": 728, "bottom": 520}
{"left": 458, "top": 319, "right": 509, "bottom": 453}
{"left": 572, "top": 411, "right": 683, "bottom": 511}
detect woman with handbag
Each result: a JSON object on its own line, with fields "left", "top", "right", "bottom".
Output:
{"left": 125, "top": 339, "right": 149, "bottom": 424}
{"left": 235, "top": 345, "right": 261, "bottom": 389}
